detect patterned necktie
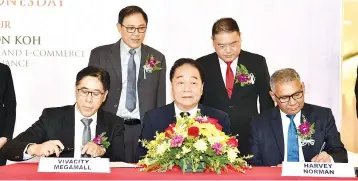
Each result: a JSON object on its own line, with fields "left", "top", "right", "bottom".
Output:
{"left": 126, "top": 49, "right": 136, "bottom": 112}
{"left": 286, "top": 114, "right": 299, "bottom": 162}
{"left": 81, "top": 118, "right": 93, "bottom": 145}
{"left": 180, "top": 112, "right": 190, "bottom": 118}
{"left": 225, "top": 61, "right": 234, "bottom": 98}
{"left": 81, "top": 118, "right": 93, "bottom": 158}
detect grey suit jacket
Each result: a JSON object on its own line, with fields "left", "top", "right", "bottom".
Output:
{"left": 88, "top": 40, "right": 166, "bottom": 120}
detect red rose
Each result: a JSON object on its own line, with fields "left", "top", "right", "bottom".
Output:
{"left": 207, "top": 117, "right": 223, "bottom": 131}
{"left": 165, "top": 123, "right": 176, "bottom": 138}
{"left": 188, "top": 126, "right": 200, "bottom": 137}
{"left": 227, "top": 137, "right": 239, "bottom": 147}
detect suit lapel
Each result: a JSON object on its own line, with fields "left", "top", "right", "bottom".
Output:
{"left": 64, "top": 105, "right": 75, "bottom": 149}
{"left": 209, "top": 54, "right": 229, "bottom": 100}
{"left": 95, "top": 109, "right": 108, "bottom": 137}
{"left": 301, "top": 104, "right": 315, "bottom": 161}
{"left": 167, "top": 102, "right": 177, "bottom": 124}
{"left": 231, "top": 51, "right": 252, "bottom": 100}
{"left": 137, "top": 44, "right": 148, "bottom": 85}
{"left": 269, "top": 107, "right": 284, "bottom": 159}
{"left": 109, "top": 40, "right": 122, "bottom": 82}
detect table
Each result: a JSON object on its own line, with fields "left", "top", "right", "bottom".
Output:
{"left": 0, "top": 163, "right": 357, "bottom": 180}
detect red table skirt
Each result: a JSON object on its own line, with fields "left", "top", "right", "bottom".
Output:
{"left": 0, "top": 163, "right": 357, "bottom": 180}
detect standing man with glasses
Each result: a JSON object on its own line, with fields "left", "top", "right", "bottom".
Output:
{"left": 88, "top": 5, "right": 166, "bottom": 163}
{"left": 196, "top": 18, "right": 274, "bottom": 156}
{"left": 249, "top": 68, "right": 347, "bottom": 166}
{"left": 2, "top": 66, "right": 125, "bottom": 162}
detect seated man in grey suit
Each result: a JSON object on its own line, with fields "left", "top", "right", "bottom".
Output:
{"left": 88, "top": 5, "right": 166, "bottom": 163}
{"left": 136, "top": 58, "right": 230, "bottom": 161}
{"left": 2, "top": 66, "right": 125, "bottom": 161}
{"left": 250, "top": 68, "right": 347, "bottom": 166}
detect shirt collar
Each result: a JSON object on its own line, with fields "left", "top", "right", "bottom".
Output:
{"left": 173, "top": 103, "right": 198, "bottom": 118}
{"left": 218, "top": 56, "right": 238, "bottom": 66}
{"left": 120, "top": 39, "right": 141, "bottom": 56}
{"left": 75, "top": 104, "right": 97, "bottom": 123}
{"left": 280, "top": 109, "right": 301, "bottom": 123}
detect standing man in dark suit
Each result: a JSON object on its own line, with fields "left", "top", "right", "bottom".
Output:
{"left": 136, "top": 58, "right": 231, "bottom": 160}
{"left": 197, "top": 18, "right": 274, "bottom": 156}
{"left": 2, "top": 66, "right": 125, "bottom": 162}
{"left": 250, "top": 68, "right": 347, "bottom": 166}
{"left": 88, "top": 6, "right": 166, "bottom": 163}
{"left": 0, "top": 63, "right": 16, "bottom": 166}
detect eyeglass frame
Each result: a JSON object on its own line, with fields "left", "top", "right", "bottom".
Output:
{"left": 77, "top": 88, "right": 104, "bottom": 99}
{"left": 121, "top": 24, "right": 147, "bottom": 33}
{"left": 273, "top": 90, "right": 304, "bottom": 103}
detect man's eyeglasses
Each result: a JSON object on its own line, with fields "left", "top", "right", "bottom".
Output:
{"left": 274, "top": 91, "right": 303, "bottom": 103}
{"left": 77, "top": 89, "right": 104, "bottom": 99}
{"left": 121, "top": 25, "right": 147, "bottom": 33}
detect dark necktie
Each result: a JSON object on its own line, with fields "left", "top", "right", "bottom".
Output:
{"left": 180, "top": 112, "right": 190, "bottom": 118}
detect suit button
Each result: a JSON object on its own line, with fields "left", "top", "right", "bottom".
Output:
{"left": 117, "top": 88, "right": 120, "bottom": 91}
{"left": 114, "top": 104, "right": 118, "bottom": 108}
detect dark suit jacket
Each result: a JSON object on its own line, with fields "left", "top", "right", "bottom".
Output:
{"left": 88, "top": 40, "right": 166, "bottom": 120}
{"left": 0, "top": 63, "right": 16, "bottom": 140}
{"left": 135, "top": 103, "right": 231, "bottom": 161}
{"left": 2, "top": 105, "right": 125, "bottom": 162}
{"left": 197, "top": 51, "right": 274, "bottom": 155}
{"left": 249, "top": 103, "right": 348, "bottom": 166}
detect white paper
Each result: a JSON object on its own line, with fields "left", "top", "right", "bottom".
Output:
{"left": 282, "top": 162, "right": 356, "bottom": 178}
{"left": 38, "top": 157, "right": 110, "bottom": 173}
{"left": 110, "top": 162, "right": 142, "bottom": 168}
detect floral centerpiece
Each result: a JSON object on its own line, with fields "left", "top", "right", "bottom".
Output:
{"left": 137, "top": 110, "right": 252, "bottom": 174}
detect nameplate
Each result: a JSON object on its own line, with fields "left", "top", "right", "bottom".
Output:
{"left": 38, "top": 158, "right": 110, "bottom": 173}
{"left": 282, "top": 162, "right": 355, "bottom": 177}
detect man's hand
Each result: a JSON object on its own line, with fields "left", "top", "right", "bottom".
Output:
{"left": 27, "top": 140, "right": 64, "bottom": 157}
{"left": 0, "top": 137, "right": 8, "bottom": 149}
{"left": 311, "top": 151, "right": 332, "bottom": 163}
{"left": 81, "top": 142, "right": 105, "bottom": 157}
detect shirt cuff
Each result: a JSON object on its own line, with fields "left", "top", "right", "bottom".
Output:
{"left": 23, "top": 143, "right": 35, "bottom": 160}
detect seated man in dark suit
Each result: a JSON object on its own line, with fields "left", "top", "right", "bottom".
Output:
{"left": 136, "top": 58, "right": 230, "bottom": 160}
{"left": 250, "top": 68, "right": 347, "bottom": 166}
{"left": 2, "top": 66, "right": 125, "bottom": 162}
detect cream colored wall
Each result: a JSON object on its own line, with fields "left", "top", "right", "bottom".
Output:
{"left": 342, "top": 0, "right": 358, "bottom": 154}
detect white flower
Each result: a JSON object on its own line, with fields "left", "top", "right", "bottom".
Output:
{"left": 207, "top": 135, "right": 226, "bottom": 145}
{"left": 249, "top": 73, "right": 255, "bottom": 84}
{"left": 176, "top": 154, "right": 182, "bottom": 159}
{"left": 227, "top": 148, "right": 238, "bottom": 163}
{"left": 181, "top": 146, "right": 191, "bottom": 154}
{"left": 193, "top": 139, "right": 207, "bottom": 153}
{"left": 156, "top": 142, "right": 170, "bottom": 155}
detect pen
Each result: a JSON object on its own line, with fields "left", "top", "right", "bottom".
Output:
{"left": 319, "top": 142, "right": 326, "bottom": 153}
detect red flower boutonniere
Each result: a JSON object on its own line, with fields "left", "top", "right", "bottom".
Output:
{"left": 297, "top": 114, "right": 315, "bottom": 146}
{"left": 93, "top": 132, "right": 110, "bottom": 149}
{"left": 234, "top": 64, "right": 255, "bottom": 87}
{"left": 143, "top": 55, "right": 162, "bottom": 79}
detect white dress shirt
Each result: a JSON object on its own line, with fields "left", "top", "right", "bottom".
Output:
{"left": 218, "top": 57, "right": 238, "bottom": 86}
{"left": 174, "top": 103, "right": 198, "bottom": 118}
{"left": 116, "top": 40, "right": 141, "bottom": 119}
{"left": 280, "top": 110, "right": 305, "bottom": 162}
{"left": 74, "top": 104, "right": 97, "bottom": 157}
{"left": 23, "top": 105, "right": 97, "bottom": 159}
